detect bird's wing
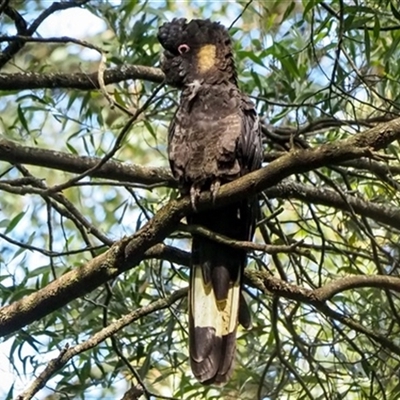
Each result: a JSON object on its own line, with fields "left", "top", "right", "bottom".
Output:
{"left": 238, "top": 94, "right": 263, "bottom": 175}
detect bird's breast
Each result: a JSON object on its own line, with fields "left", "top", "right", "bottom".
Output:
{"left": 169, "top": 94, "right": 242, "bottom": 187}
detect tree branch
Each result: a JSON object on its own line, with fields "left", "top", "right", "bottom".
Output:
{"left": 0, "top": 138, "right": 174, "bottom": 186}
{"left": 265, "top": 181, "right": 400, "bottom": 231}
{"left": 0, "top": 34, "right": 103, "bottom": 52}
{"left": 0, "top": 65, "right": 164, "bottom": 90}
{"left": 246, "top": 270, "right": 400, "bottom": 356}
{"left": 0, "top": 1, "right": 93, "bottom": 69}
{"left": 18, "top": 271, "right": 400, "bottom": 400}
{"left": 15, "top": 287, "right": 187, "bottom": 400}
{"left": 182, "top": 223, "right": 310, "bottom": 257}
{"left": 2, "top": 116, "right": 400, "bottom": 337}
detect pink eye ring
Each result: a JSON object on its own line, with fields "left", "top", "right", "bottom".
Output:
{"left": 178, "top": 44, "right": 190, "bottom": 54}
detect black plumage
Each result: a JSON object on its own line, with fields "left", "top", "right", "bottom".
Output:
{"left": 158, "top": 18, "right": 262, "bottom": 385}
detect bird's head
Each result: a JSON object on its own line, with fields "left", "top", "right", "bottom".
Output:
{"left": 157, "top": 18, "right": 237, "bottom": 87}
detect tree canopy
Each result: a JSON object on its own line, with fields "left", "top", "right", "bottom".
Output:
{"left": 2, "top": 1, "right": 400, "bottom": 399}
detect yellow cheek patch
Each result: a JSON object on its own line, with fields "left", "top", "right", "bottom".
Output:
{"left": 197, "top": 44, "right": 216, "bottom": 73}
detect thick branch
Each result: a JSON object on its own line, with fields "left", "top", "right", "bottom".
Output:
{"left": 313, "top": 275, "right": 400, "bottom": 300}
{"left": 246, "top": 270, "right": 400, "bottom": 356}
{"left": 0, "top": 65, "right": 164, "bottom": 90}
{"left": 246, "top": 271, "right": 400, "bottom": 303}
{"left": 265, "top": 181, "right": 400, "bottom": 230}
{"left": 1, "top": 117, "right": 400, "bottom": 337}
{"left": 2, "top": 119, "right": 399, "bottom": 192}
{"left": 18, "top": 271, "right": 400, "bottom": 400}
{"left": 0, "top": 138, "right": 174, "bottom": 186}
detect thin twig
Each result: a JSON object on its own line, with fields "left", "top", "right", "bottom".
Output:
{"left": 15, "top": 288, "right": 187, "bottom": 400}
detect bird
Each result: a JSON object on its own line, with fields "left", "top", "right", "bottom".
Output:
{"left": 158, "top": 18, "right": 262, "bottom": 385}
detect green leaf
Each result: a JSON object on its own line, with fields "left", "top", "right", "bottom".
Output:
{"left": 4, "top": 211, "right": 25, "bottom": 234}
{"left": 390, "top": 1, "right": 400, "bottom": 22}
{"left": 373, "top": 14, "right": 381, "bottom": 39}
{"left": 17, "top": 104, "right": 29, "bottom": 132}
{"left": 304, "top": 0, "right": 321, "bottom": 15}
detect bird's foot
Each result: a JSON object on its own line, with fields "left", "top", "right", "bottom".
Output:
{"left": 210, "top": 179, "right": 221, "bottom": 203}
{"left": 190, "top": 184, "right": 201, "bottom": 211}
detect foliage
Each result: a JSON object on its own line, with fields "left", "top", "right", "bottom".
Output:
{"left": 1, "top": 0, "right": 400, "bottom": 399}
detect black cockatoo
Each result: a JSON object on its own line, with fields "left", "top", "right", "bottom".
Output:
{"left": 158, "top": 18, "right": 262, "bottom": 385}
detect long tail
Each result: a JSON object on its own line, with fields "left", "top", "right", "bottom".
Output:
{"left": 188, "top": 203, "right": 253, "bottom": 385}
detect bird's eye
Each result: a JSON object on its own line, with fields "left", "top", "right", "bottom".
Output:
{"left": 178, "top": 44, "right": 190, "bottom": 54}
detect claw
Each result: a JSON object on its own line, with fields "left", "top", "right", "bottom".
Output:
{"left": 210, "top": 179, "right": 221, "bottom": 203}
{"left": 190, "top": 184, "right": 201, "bottom": 211}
